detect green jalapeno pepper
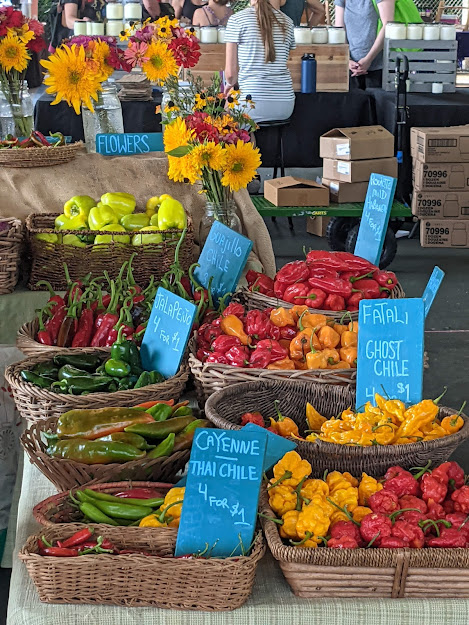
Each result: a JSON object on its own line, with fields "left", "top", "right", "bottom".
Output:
{"left": 125, "top": 415, "right": 195, "bottom": 439}
{"left": 58, "top": 364, "right": 89, "bottom": 381}
{"left": 53, "top": 353, "right": 103, "bottom": 371}
{"left": 52, "top": 375, "right": 113, "bottom": 395}
{"left": 133, "top": 371, "right": 151, "bottom": 389}
{"left": 81, "top": 489, "right": 163, "bottom": 508}
{"left": 78, "top": 501, "right": 118, "bottom": 526}
{"left": 104, "top": 358, "right": 131, "bottom": 379}
{"left": 20, "top": 370, "right": 55, "bottom": 388}
{"left": 31, "top": 362, "right": 60, "bottom": 379}
{"left": 90, "top": 499, "right": 153, "bottom": 520}
{"left": 146, "top": 433, "right": 175, "bottom": 459}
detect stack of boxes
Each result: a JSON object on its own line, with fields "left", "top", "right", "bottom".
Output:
{"left": 319, "top": 126, "right": 397, "bottom": 203}
{"left": 412, "top": 126, "right": 469, "bottom": 248}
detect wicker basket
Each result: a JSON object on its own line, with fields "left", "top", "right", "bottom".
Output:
{"left": 239, "top": 282, "right": 406, "bottom": 322}
{"left": 22, "top": 417, "right": 191, "bottom": 490}
{"left": 26, "top": 212, "right": 195, "bottom": 290}
{"left": 259, "top": 491, "right": 469, "bottom": 598}
{"left": 32, "top": 481, "right": 175, "bottom": 525}
{"left": 17, "top": 318, "right": 58, "bottom": 357}
{"left": 5, "top": 347, "right": 189, "bottom": 423}
{"left": 0, "top": 217, "right": 23, "bottom": 294}
{"left": 20, "top": 524, "right": 265, "bottom": 610}
{"left": 0, "top": 142, "right": 84, "bottom": 168}
{"left": 204, "top": 379, "right": 469, "bottom": 476}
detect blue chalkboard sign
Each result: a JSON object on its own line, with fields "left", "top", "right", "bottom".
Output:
{"left": 140, "top": 287, "right": 196, "bottom": 378}
{"left": 422, "top": 266, "right": 445, "bottom": 318}
{"left": 354, "top": 173, "right": 397, "bottom": 266}
{"left": 356, "top": 298, "right": 424, "bottom": 409}
{"left": 194, "top": 221, "right": 253, "bottom": 303}
{"left": 243, "top": 423, "right": 296, "bottom": 471}
{"left": 96, "top": 133, "right": 163, "bottom": 156}
{"left": 175, "top": 428, "right": 267, "bottom": 558}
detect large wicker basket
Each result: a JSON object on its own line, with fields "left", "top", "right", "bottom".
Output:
{"left": 17, "top": 318, "right": 58, "bottom": 357}
{"left": 0, "top": 217, "right": 23, "bottom": 294}
{"left": 239, "top": 282, "right": 405, "bottom": 322}
{"left": 0, "top": 142, "right": 84, "bottom": 168}
{"left": 22, "top": 417, "right": 191, "bottom": 490}
{"left": 259, "top": 491, "right": 469, "bottom": 598}
{"left": 5, "top": 348, "right": 189, "bottom": 423}
{"left": 204, "top": 379, "right": 469, "bottom": 476}
{"left": 32, "top": 481, "right": 175, "bottom": 526}
{"left": 26, "top": 212, "right": 195, "bottom": 290}
{"left": 20, "top": 524, "right": 265, "bottom": 610}
{"left": 189, "top": 339, "right": 356, "bottom": 406}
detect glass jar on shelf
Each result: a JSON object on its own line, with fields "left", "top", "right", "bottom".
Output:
{"left": 124, "top": 0, "right": 142, "bottom": 21}
{"left": 106, "top": 0, "right": 124, "bottom": 20}
{"left": 328, "top": 26, "right": 346, "bottom": 44}
{"left": 200, "top": 26, "right": 218, "bottom": 43}
{"left": 294, "top": 25, "right": 313, "bottom": 44}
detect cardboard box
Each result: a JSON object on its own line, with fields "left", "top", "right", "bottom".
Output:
{"left": 413, "top": 162, "right": 469, "bottom": 191}
{"left": 320, "top": 126, "right": 394, "bottom": 161}
{"left": 307, "top": 216, "right": 330, "bottom": 237}
{"left": 411, "top": 126, "right": 469, "bottom": 163}
{"left": 322, "top": 157, "right": 398, "bottom": 183}
{"left": 420, "top": 219, "right": 469, "bottom": 248}
{"left": 412, "top": 190, "right": 469, "bottom": 219}
{"left": 264, "top": 176, "right": 329, "bottom": 207}
{"left": 322, "top": 178, "right": 369, "bottom": 203}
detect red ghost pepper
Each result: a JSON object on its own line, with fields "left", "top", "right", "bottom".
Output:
{"left": 399, "top": 510, "right": 427, "bottom": 525}
{"left": 451, "top": 486, "right": 469, "bottom": 514}
{"left": 383, "top": 468, "right": 419, "bottom": 498}
{"left": 433, "top": 461, "right": 465, "bottom": 490}
{"left": 426, "top": 500, "right": 446, "bottom": 521}
{"left": 446, "top": 512, "right": 469, "bottom": 534}
{"left": 369, "top": 490, "right": 399, "bottom": 515}
{"left": 374, "top": 269, "right": 398, "bottom": 290}
{"left": 327, "top": 536, "right": 359, "bottom": 549}
{"left": 399, "top": 495, "right": 427, "bottom": 514}
{"left": 329, "top": 521, "right": 363, "bottom": 546}
{"left": 323, "top": 294, "right": 346, "bottom": 311}
{"left": 420, "top": 474, "right": 447, "bottom": 504}
{"left": 391, "top": 520, "right": 424, "bottom": 548}
{"left": 359, "top": 513, "right": 392, "bottom": 546}
{"left": 426, "top": 528, "right": 466, "bottom": 548}
{"left": 245, "top": 310, "right": 279, "bottom": 340}
{"left": 255, "top": 339, "right": 288, "bottom": 361}
{"left": 240, "top": 412, "right": 265, "bottom": 427}
{"left": 379, "top": 536, "right": 409, "bottom": 548}
{"left": 206, "top": 352, "right": 229, "bottom": 364}
{"left": 225, "top": 345, "right": 250, "bottom": 367}
{"left": 211, "top": 335, "right": 242, "bottom": 353}
{"left": 283, "top": 283, "right": 310, "bottom": 305}
{"left": 222, "top": 302, "right": 245, "bottom": 319}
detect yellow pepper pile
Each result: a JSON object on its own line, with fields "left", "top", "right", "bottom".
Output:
{"left": 267, "top": 452, "right": 380, "bottom": 546}
{"left": 139, "top": 487, "right": 185, "bottom": 528}
{"left": 305, "top": 392, "right": 463, "bottom": 446}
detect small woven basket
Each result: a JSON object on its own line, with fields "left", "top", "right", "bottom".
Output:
{"left": 259, "top": 491, "right": 469, "bottom": 598}
{"left": 5, "top": 347, "right": 189, "bottom": 424}
{"left": 32, "top": 481, "right": 174, "bottom": 526}
{"left": 189, "top": 339, "right": 356, "bottom": 406}
{"left": 26, "top": 212, "right": 195, "bottom": 290}
{"left": 204, "top": 379, "right": 469, "bottom": 475}
{"left": 0, "top": 142, "right": 84, "bottom": 168}
{"left": 239, "top": 282, "right": 406, "bottom": 322}
{"left": 0, "top": 217, "right": 23, "bottom": 294}
{"left": 20, "top": 525, "right": 265, "bottom": 610}
{"left": 22, "top": 417, "right": 191, "bottom": 491}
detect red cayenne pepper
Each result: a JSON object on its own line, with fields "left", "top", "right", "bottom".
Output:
{"left": 56, "top": 290, "right": 80, "bottom": 348}
{"left": 91, "top": 282, "right": 120, "bottom": 347}
{"left": 36, "top": 308, "right": 53, "bottom": 346}
{"left": 71, "top": 302, "right": 94, "bottom": 347}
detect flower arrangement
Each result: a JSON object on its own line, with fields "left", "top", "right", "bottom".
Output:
{"left": 0, "top": 6, "right": 45, "bottom": 136}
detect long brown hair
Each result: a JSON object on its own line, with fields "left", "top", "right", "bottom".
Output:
{"left": 255, "top": 0, "right": 287, "bottom": 63}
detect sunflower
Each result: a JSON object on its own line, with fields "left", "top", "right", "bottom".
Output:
{"left": 163, "top": 117, "right": 194, "bottom": 153}
{"left": 193, "top": 93, "right": 207, "bottom": 111}
{"left": 88, "top": 39, "right": 113, "bottom": 81}
{"left": 141, "top": 40, "right": 177, "bottom": 84}
{"left": 168, "top": 154, "right": 199, "bottom": 184}
{"left": 221, "top": 140, "right": 261, "bottom": 192}
{"left": 41, "top": 44, "right": 101, "bottom": 115}
{"left": 190, "top": 142, "right": 225, "bottom": 173}
{"left": 0, "top": 33, "right": 29, "bottom": 72}
{"left": 8, "top": 24, "right": 34, "bottom": 44}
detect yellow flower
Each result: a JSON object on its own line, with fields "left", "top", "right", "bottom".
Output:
{"left": 0, "top": 33, "right": 29, "bottom": 73}
{"left": 190, "top": 142, "right": 225, "bottom": 173}
{"left": 221, "top": 140, "right": 261, "bottom": 192}
{"left": 194, "top": 93, "right": 207, "bottom": 110}
{"left": 141, "top": 40, "right": 177, "bottom": 84}
{"left": 88, "top": 39, "right": 113, "bottom": 81}
{"left": 8, "top": 25, "right": 34, "bottom": 44}
{"left": 163, "top": 117, "right": 194, "bottom": 153}
{"left": 41, "top": 44, "right": 101, "bottom": 115}
{"left": 168, "top": 154, "right": 199, "bottom": 184}
{"left": 119, "top": 28, "right": 131, "bottom": 42}
{"left": 156, "top": 16, "right": 179, "bottom": 38}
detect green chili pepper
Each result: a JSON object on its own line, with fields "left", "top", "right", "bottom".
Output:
{"left": 110, "top": 327, "right": 131, "bottom": 362}
{"left": 81, "top": 489, "right": 163, "bottom": 508}
{"left": 90, "top": 499, "right": 153, "bottom": 520}
{"left": 20, "top": 370, "right": 55, "bottom": 388}
{"left": 97, "top": 431, "right": 154, "bottom": 450}
{"left": 127, "top": 342, "right": 143, "bottom": 375}
{"left": 58, "top": 364, "right": 89, "bottom": 381}
{"left": 78, "top": 501, "right": 118, "bottom": 526}
{"left": 149, "top": 370, "right": 164, "bottom": 384}
{"left": 146, "top": 433, "right": 175, "bottom": 459}
{"left": 134, "top": 371, "right": 151, "bottom": 389}
{"left": 104, "top": 358, "right": 131, "bottom": 379}
{"left": 52, "top": 375, "right": 113, "bottom": 395}
{"left": 147, "top": 403, "right": 173, "bottom": 422}
{"left": 173, "top": 419, "right": 211, "bottom": 452}
{"left": 31, "top": 362, "right": 60, "bottom": 379}
{"left": 125, "top": 415, "right": 195, "bottom": 439}
{"left": 53, "top": 353, "right": 103, "bottom": 371}
{"left": 117, "top": 375, "right": 137, "bottom": 391}
{"left": 47, "top": 439, "right": 146, "bottom": 464}
{"left": 172, "top": 406, "right": 193, "bottom": 417}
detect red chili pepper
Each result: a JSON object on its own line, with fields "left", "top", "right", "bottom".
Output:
{"left": 56, "top": 290, "right": 80, "bottom": 348}
{"left": 196, "top": 348, "right": 211, "bottom": 362}
{"left": 245, "top": 310, "right": 280, "bottom": 341}
{"left": 246, "top": 269, "right": 260, "bottom": 287}
{"left": 426, "top": 527, "right": 466, "bottom": 548}
{"left": 32, "top": 130, "right": 52, "bottom": 146}
{"left": 249, "top": 348, "right": 274, "bottom": 369}
{"left": 383, "top": 467, "right": 419, "bottom": 497}
{"left": 308, "top": 266, "right": 340, "bottom": 279}
{"left": 273, "top": 280, "right": 287, "bottom": 299}
{"left": 36, "top": 281, "right": 65, "bottom": 310}
{"left": 330, "top": 252, "right": 376, "bottom": 274}
{"left": 71, "top": 305, "right": 94, "bottom": 348}
{"left": 279, "top": 325, "right": 297, "bottom": 340}
{"left": 283, "top": 282, "right": 309, "bottom": 305}
{"left": 250, "top": 274, "right": 275, "bottom": 297}
{"left": 240, "top": 411, "right": 265, "bottom": 427}
{"left": 323, "top": 294, "right": 346, "bottom": 311}
{"left": 379, "top": 536, "right": 409, "bottom": 548}
{"left": 180, "top": 276, "right": 193, "bottom": 298}
{"left": 399, "top": 495, "right": 427, "bottom": 514}
{"left": 433, "top": 462, "right": 465, "bottom": 490}
{"left": 222, "top": 302, "right": 245, "bottom": 319}
{"left": 369, "top": 490, "right": 399, "bottom": 515}
{"left": 90, "top": 282, "right": 120, "bottom": 347}
{"left": 451, "top": 486, "right": 469, "bottom": 514}
{"left": 359, "top": 512, "right": 392, "bottom": 546}
{"left": 225, "top": 345, "right": 250, "bottom": 367}
{"left": 276, "top": 261, "right": 310, "bottom": 285}
{"left": 426, "top": 500, "right": 446, "bottom": 521}
{"left": 420, "top": 474, "right": 447, "bottom": 504}
{"left": 443, "top": 499, "right": 455, "bottom": 514}
{"left": 329, "top": 521, "right": 363, "bottom": 546}
{"left": 114, "top": 488, "right": 164, "bottom": 499}
{"left": 211, "top": 335, "right": 242, "bottom": 353}
{"left": 374, "top": 269, "right": 398, "bottom": 290}
{"left": 62, "top": 528, "right": 94, "bottom": 548}
{"left": 40, "top": 547, "right": 79, "bottom": 557}
{"left": 346, "top": 292, "right": 364, "bottom": 310}
{"left": 255, "top": 339, "right": 288, "bottom": 361}
{"left": 341, "top": 270, "right": 374, "bottom": 283}
{"left": 199, "top": 322, "right": 223, "bottom": 345}
{"left": 391, "top": 520, "right": 424, "bottom": 548}
{"left": 206, "top": 352, "right": 229, "bottom": 364}
{"left": 327, "top": 536, "right": 359, "bottom": 549}
{"left": 399, "top": 510, "right": 427, "bottom": 525}
{"left": 193, "top": 288, "right": 209, "bottom": 303}
{"left": 446, "top": 512, "right": 469, "bottom": 533}
{"left": 45, "top": 301, "right": 66, "bottom": 345}
{"left": 308, "top": 276, "right": 352, "bottom": 298}
{"left": 306, "top": 251, "right": 350, "bottom": 272}
{"left": 305, "top": 288, "right": 326, "bottom": 309}
{"left": 37, "top": 308, "right": 53, "bottom": 346}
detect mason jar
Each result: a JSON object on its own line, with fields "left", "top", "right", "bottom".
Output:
{"left": 0, "top": 90, "right": 14, "bottom": 140}
{"left": 82, "top": 80, "right": 124, "bottom": 153}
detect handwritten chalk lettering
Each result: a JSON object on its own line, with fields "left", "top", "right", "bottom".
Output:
{"left": 195, "top": 430, "right": 261, "bottom": 456}
{"left": 362, "top": 302, "right": 408, "bottom": 325}
{"left": 208, "top": 228, "right": 243, "bottom": 258}
{"left": 207, "top": 247, "right": 230, "bottom": 273}
{"left": 197, "top": 484, "right": 248, "bottom": 526}
{"left": 160, "top": 328, "right": 170, "bottom": 345}
{"left": 370, "top": 176, "right": 393, "bottom": 190}
{"left": 154, "top": 292, "right": 193, "bottom": 325}
{"left": 96, "top": 133, "right": 163, "bottom": 156}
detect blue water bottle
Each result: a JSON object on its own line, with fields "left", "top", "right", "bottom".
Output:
{"left": 301, "top": 53, "right": 317, "bottom": 94}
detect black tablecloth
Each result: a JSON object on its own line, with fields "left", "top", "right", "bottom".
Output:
{"left": 255, "top": 91, "right": 375, "bottom": 170}
{"left": 34, "top": 92, "right": 163, "bottom": 142}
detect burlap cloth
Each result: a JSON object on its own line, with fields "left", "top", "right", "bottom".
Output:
{"left": 0, "top": 152, "right": 276, "bottom": 277}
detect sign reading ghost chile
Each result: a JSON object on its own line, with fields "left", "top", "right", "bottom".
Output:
{"left": 175, "top": 428, "right": 267, "bottom": 558}
{"left": 194, "top": 221, "right": 253, "bottom": 303}
{"left": 356, "top": 298, "right": 424, "bottom": 409}
{"left": 140, "top": 287, "right": 196, "bottom": 378}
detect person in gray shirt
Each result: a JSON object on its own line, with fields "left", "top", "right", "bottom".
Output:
{"left": 335, "top": 0, "right": 395, "bottom": 89}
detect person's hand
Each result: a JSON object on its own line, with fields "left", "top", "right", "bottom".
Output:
{"left": 349, "top": 59, "right": 359, "bottom": 72}
{"left": 82, "top": 16, "right": 92, "bottom": 20}
{"left": 352, "top": 56, "right": 371, "bottom": 76}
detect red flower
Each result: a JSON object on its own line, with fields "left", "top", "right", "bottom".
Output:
{"left": 168, "top": 36, "right": 201, "bottom": 69}
{"left": 0, "top": 6, "right": 24, "bottom": 32}
{"left": 28, "top": 19, "right": 44, "bottom": 36}
{"left": 27, "top": 36, "right": 46, "bottom": 53}
{"left": 223, "top": 129, "right": 251, "bottom": 144}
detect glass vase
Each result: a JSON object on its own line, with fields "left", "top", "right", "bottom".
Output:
{"left": 199, "top": 199, "right": 242, "bottom": 248}
{"left": 4, "top": 82, "right": 34, "bottom": 137}
{"left": 0, "top": 90, "right": 14, "bottom": 140}
{"left": 82, "top": 81, "right": 124, "bottom": 153}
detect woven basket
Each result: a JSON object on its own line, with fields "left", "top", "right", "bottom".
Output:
{"left": 26, "top": 212, "right": 195, "bottom": 290}
{"left": 32, "top": 481, "right": 175, "bottom": 525}
{"left": 0, "top": 217, "right": 23, "bottom": 294}
{"left": 5, "top": 347, "right": 189, "bottom": 423}
{"left": 17, "top": 318, "right": 58, "bottom": 357}
{"left": 0, "top": 142, "right": 84, "bottom": 168}
{"left": 259, "top": 491, "right": 469, "bottom": 598}
{"left": 22, "top": 417, "right": 191, "bottom": 490}
{"left": 20, "top": 525, "right": 265, "bottom": 610}
{"left": 239, "top": 282, "right": 406, "bottom": 322}
{"left": 204, "top": 379, "right": 469, "bottom": 476}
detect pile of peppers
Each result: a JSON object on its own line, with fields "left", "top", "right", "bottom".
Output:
{"left": 195, "top": 302, "right": 358, "bottom": 371}
{"left": 304, "top": 392, "right": 465, "bottom": 446}
{"left": 0, "top": 131, "right": 65, "bottom": 149}
{"left": 246, "top": 251, "right": 399, "bottom": 312}
{"left": 45, "top": 402, "right": 209, "bottom": 465}
{"left": 266, "top": 451, "right": 469, "bottom": 549}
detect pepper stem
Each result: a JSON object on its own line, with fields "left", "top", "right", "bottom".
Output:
{"left": 326, "top": 498, "right": 359, "bottom": 525}
{"left": 366, "top": 532, "right": 380, "bottom": 548}
{"left": 410, "top": 460, "right": 432, "bottom": 480}
{"left": 451, "top": 401, "right": 467, "bottom": 426}
{"left": 274, "top": 399, "right": 285, "bottom": 422}
{"left": 294, "top": 476, "right": 307, "bottom": 511}
{"left": 388, "top": 507, "right": 422, "bottom": 524}
{"left": 434, "top": 387, "right": 448, "bottom": 406}
{"left": 267, "top": 471, "right": 293, "bottom": 490}
{"left": 257, "top": 512, "right": 283, "bottom": 525}
{"left": 339, "top": 310, "right": 353, "bottom": 325}
{"left": 36, "top": 280, "right": 56, "bottom": 298}
{"left": 157, "top": 499, "right": 184, "bottom": 523}
{"left": 298, "top": 310, "right": 308, "bottom": 332}
{"left": 290, "top": 531, "right": 313, "bottom": 546}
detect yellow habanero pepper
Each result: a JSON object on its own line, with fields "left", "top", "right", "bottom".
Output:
{"left": 339, "top": 346, "right": 358, "bottom": 367}
{"left": 441, "top": 403, "right": 466, "bottom": 435}
{"left": 393, "top": 398, "right": 441, "bottom": 442}
{"left": 342, "top": 472, "right": 359, "bottom": 487}
{"left": 269, "top": 484, "right": 297, "bottom": 517}
{"left": 317, "top": 325, "right": 340, "bottom": 349}
{"left": 290, "top": 305, "right": 309, "bottom": 324}
{"left": 300, "top": 479, "right": 329, "bottom": 502}
{"left": 329, "top": 361, "right": 351, "bottom": 370}
{"left": 272, "top": 451, "right": 312, "bottom": 488}
{"left": 269, "top": 400, "right": 299, "bottom": 438}
{"left": 340, "top": 330, "right": 357, "bottom": 348}
{"left": 333, "top": 323, "right": 348, "bottom": 336}
{"left": 306, "top": 402, "right": 327, "bottom": 431}
{"left": 220, "top": 314, "right": 251, "bottom": 346}
{"left": 161, "top": 487, "right": 185, "bottom": 520}
{"left": 423, "top": 424, "right": 449, "bottom": 441}
{"left": 270, "top": 307, "right": 296, "bottom": 328}
{"left": 358, "top": 473, "right": 383, "bottom": 506}
{"left": 353, "top": 506, "right": 372, "bottom": 523}
{"left": 295, "top": 503, "right": 331, "bottom": 546}
{"left": 330, "top": 486, "right": 358, "bottom": 512}
{"left": 139, "top": 513, "right": 168, "bottom": 528}
{"left": 279, "top": 510, "right": 300, "bottom": 540}
{"left": 326, "top": 471, "right": 353, "bottom": 493}
{"left": 300, "top": 313, "right": 328, "bottom": 330}
{"left": 267, "top": 357, "right": 296, "bottom": 370}
{"left": 290, "top": 328, "right": 320, "bottom": 361}
{"left": 305, "top": 349, "right": 327, "bottom": 370}
{"left": 305, "top": 432, "right": 320, "bottom": 442}
{"left": 321, "top": 348, "right": 340, "bottom": 366}
{"left": 330, "top": 510, "right": 350, "bottom": 526}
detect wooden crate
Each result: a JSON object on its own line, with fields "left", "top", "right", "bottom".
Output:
{"left": 383, "top": 39, "right": 457, "bottom": 92}
{"left": 187, "top": 43, "right": 349, "bottom": 92}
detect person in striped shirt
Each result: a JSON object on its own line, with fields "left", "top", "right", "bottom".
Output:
{"left": 224, "top": 0, "right": 296, "bottom": 123}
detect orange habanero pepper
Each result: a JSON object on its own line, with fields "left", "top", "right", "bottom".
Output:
{"left": 270, "top": 307, "right": 295, "bottom": 328}
{"left": 220, "top": 315, "right": 251, "bottom": 345}
{"left": 300, "top": 313, "right": 327, "bottom": 330}
{"left": 267, "top": 357, "right": 296, "bottom": 370}
{"left": 290, "top": 328, "right": 320, "bottom": 360}
{"left": 317, "top": 325, "right": 340, "bottom": 349}
{"left": 341, "top": 330, "right": 357, "bottom": 348}
{"left": 270, "top": 400, "right": 299, "bottom": 437}
{"left": 339, "top": 346, "right": 357, "bottom": 367}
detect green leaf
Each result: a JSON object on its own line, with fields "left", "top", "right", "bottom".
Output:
{"left": 167, "top": 145, "right": 192, "bottom": 158}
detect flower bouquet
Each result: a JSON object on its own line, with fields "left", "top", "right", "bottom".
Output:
{"left": 0, "top": 6, "right": 46, "bottom": 136}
